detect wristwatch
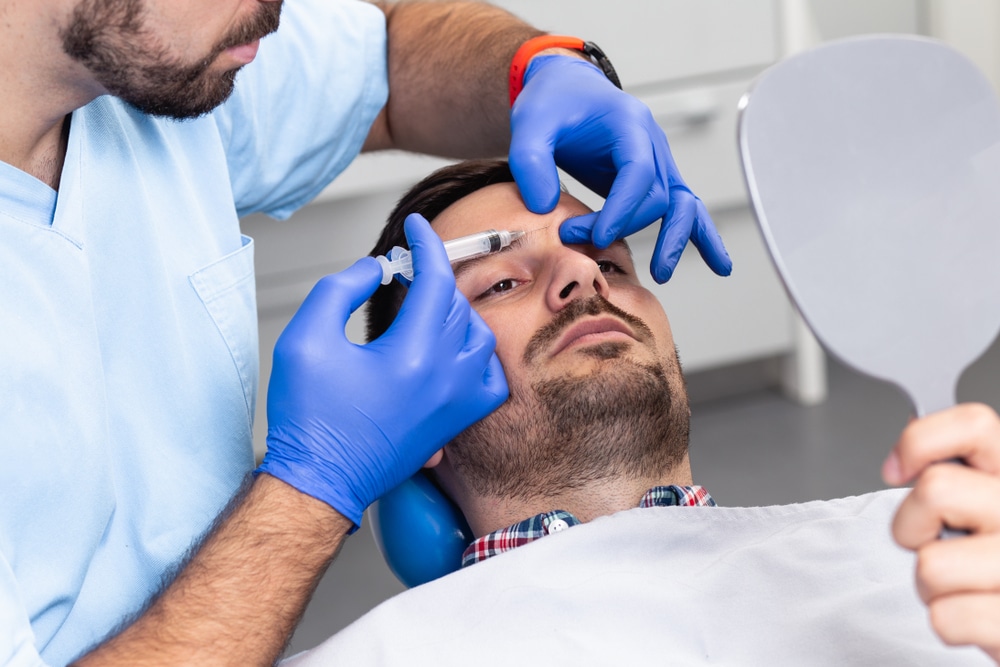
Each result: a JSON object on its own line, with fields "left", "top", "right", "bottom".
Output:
{"left": 509, "top": 35, "right": 622, "bottom": 106}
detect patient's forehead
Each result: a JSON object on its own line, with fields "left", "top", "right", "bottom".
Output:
{"left": 432, "top": 182, "right": 591, "bottom": 241}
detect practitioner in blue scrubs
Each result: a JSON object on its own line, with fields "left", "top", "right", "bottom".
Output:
{"left": 0, "top": 0, "right": 732, "bottom": 664}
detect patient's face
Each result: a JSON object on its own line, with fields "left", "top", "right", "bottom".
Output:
{"left": 429, "top": 183, "right": 690, "bottom": 501}
{"left": 434, "top": 184, "right": 676, "bottom": 384}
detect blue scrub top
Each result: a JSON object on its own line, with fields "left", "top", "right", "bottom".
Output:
{"left": 0, "top": 1, "right": 388, "bottom": 664}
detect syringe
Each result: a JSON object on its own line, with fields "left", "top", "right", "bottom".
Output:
{"left": 376, "top": 229, "right": 525, "bottom": 285}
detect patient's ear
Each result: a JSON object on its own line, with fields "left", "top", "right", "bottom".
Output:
{"left": 423, "top": 449, "right": 444, "bottom": 468}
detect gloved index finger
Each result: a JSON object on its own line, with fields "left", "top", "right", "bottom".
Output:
{"left": 650, "top": 190, "right": 696, "bottom": 283}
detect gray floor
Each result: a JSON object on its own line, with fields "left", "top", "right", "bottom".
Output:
{"left": 284, "top": 337, "right": 1000, "bottom": 657}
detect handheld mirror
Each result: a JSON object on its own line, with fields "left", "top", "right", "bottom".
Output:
{"left": 738, "top": 35, "right": 1000, "bottom": 419}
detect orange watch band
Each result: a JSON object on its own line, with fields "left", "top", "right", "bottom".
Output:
{"left": 508, "top": 35, "right": 622, "bottom": 106}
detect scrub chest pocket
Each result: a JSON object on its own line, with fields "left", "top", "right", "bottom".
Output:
{"left": 189, "top": 234, "right": 260, "bottom": 430}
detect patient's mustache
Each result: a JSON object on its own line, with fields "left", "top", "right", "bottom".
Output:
{"left": 522, "top": 295, "right": 655, "bottom": 365}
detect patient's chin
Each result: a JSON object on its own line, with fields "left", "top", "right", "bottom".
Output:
{"left": 448, "top": 354, "right": 690, "bottom": 501}
{"left": 538, "top": 358, "right": 676, "bottom": 422}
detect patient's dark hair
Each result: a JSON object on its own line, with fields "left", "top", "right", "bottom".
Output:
{"left": 365, "top": 159, "right": 516, "bottom": 342}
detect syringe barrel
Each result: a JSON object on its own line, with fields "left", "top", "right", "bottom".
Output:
{"left": 378, "top": 229, "right": 517, "bottom": 284}
{"left": 442, "top": 230, "right": 502, "bottom": 259}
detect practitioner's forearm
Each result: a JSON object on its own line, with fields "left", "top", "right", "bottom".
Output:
{"left": 363, "top": 1, "right": 543, "bottom": 156}
{"left": 73, "top": 474, "right": 350, "bottom": 666}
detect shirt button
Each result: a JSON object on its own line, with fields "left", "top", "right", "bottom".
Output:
{"left": 548, "top": 518, "right": 569, "bottom": 533}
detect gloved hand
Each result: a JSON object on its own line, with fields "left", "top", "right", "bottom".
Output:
{"left": 257, "top": 214, "right": 508, "bottom": 529}
{"left": 509, "top": 55, "right": 732, "bottom": 283}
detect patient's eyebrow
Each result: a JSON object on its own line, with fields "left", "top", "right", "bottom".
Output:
{"left": 604, "top": 238, "right": 632, "bottom": 257}
{"left": 613, "top": 238, "right": 634, "bottom": 263}
{"left": 451, "top": 233, "right": 527, "bottom": 281}
{"left": 448, "top": 226, "right": 634, "bottom": 281}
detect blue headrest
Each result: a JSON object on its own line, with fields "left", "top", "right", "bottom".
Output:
{"left": 370, "top": 472, "right": 473, "bottom": 588}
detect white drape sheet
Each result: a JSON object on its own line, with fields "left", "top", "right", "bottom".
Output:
{"left": 288, "top": 489, "right": 990, "bottom": 665}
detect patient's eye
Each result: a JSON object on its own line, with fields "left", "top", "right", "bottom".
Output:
{"left": 478, "top": 278, "right": 520, "bottom": 299}
{"left": 597, "top": 259, "right": 625, "bottom": 275}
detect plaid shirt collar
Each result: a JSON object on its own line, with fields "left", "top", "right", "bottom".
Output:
{"left": 460, "top": 485, "right": 715, "bottom": 568}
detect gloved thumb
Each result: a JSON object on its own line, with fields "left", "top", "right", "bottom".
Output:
{"left": 558, "top": 211, "right": 601, "bottom": 245}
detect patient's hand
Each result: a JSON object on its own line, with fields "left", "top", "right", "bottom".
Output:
{"left": 882, "top": 403, "right": 1000, "bottom": 663}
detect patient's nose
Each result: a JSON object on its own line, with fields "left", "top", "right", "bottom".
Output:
{"left": 546, "top": 251, "right": 610, "bottom": 312}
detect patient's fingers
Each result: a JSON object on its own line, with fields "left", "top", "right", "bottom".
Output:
{"left": 927, "top": 592, "right": 1000, "bottom": 660}
{"left": 883, "top": 403, "right": 1000, "bottom": 486}
{"left": 913, "top": 533, "right": 1000, "bottom": 603}
{"left": 884, "top": 405, "right": 1000, "bottom": 661}
{"left": 892, "top": 462, "right": 1000, "bottom": 550}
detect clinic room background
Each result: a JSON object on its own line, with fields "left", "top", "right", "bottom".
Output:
{"left": 233, "top": 0, "right": 1000, "bottom": 655}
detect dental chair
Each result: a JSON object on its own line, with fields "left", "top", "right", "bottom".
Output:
{"left": 370, "top": 472, "right": 471, "bottom": 588}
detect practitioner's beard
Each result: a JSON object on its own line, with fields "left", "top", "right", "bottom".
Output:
{"left": 446, "top": 296, "right": 691, "bottom": 500}
{"left": 61, "top": 0, "right": 282, "bottom": 119}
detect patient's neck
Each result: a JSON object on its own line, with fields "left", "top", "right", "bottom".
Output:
{"left": 461, "top": 457, "right": 694, "bottom": 538}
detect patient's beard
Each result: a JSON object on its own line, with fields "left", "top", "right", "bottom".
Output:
{"left": 446, "top": 297, "right": 690, "bottom": 501}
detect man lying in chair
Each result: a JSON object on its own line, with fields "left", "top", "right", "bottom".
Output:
{"left": 287, "top": 159, "right": 1000, "bottom": 666}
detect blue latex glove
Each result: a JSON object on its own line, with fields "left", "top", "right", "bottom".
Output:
{"left": 509, "top": 55, "right": 733, "bottom": 283}
{"left": 257, "top": 214, "right": 508, "bottom": 529}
